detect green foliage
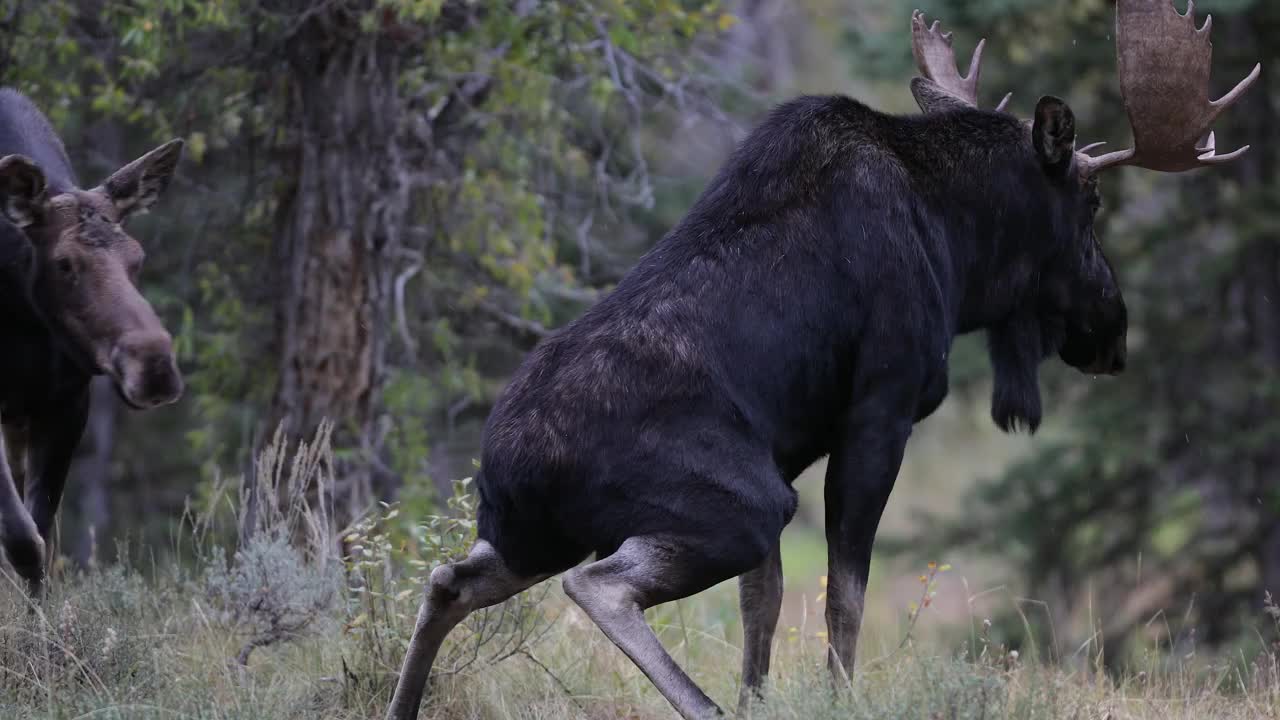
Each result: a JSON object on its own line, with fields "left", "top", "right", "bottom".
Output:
{"left": 0, "top": 0, "right": 738, "bottom": 550}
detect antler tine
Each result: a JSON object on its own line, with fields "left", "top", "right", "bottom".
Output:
{"left": 1081, "top": 0, "right": 1262, "bottom": 176}
{"left": 1197, "top": 130, "right": 1251, "bottom": 165}
{"left": 910, "top": 9, "right": 986, "bottom": 109}
{"left": 1210, "top": 62, "right": 1263, "bottom": 114}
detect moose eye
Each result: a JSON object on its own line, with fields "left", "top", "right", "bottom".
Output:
{"left": 56, "top": 257, "right": 76, "bottom": 280}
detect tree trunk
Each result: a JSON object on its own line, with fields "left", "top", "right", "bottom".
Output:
{"left": 267, "top": 14, "right": 411, "bottom": 523}
{"left": 68, "top": 377, "right": 116, "bottom": 567}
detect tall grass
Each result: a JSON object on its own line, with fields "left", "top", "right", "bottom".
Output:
{"left": 0, "top": 427, "right": 1276, "bottom": 719}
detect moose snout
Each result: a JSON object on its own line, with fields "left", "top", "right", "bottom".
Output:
{"left": 110, "top": 331, "right": 184, "bottom": 409}
{"left": 1083, "top": 340, "right": 1127, "bottom": 376}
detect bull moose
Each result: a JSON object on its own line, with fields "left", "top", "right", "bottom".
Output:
{"left": 387, "top": 2, "right": 1260, "bottom": 718}
{"left": 0, "top": 88, "right": 185, "bottom": 597}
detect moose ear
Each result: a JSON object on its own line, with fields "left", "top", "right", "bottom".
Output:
{"left": 1032, "top": 96, "right": 1076, "bottom": 176}
{"left": 0, "top": 154, "right": 47, "bottom": 228}
{"left": 910, "top": 77, "right": 972, "bottom": 114}
{"left": 96, "top": 139, "right": 184, "bottom": 218}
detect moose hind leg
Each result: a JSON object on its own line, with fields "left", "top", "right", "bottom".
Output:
{"left": 386, "top": 540, "right": 547, "bottom": 720}
{"left": 738, "top": 541, "right": 783, "bottom": 713}
{"left": 563, "top": 535, "right": 769, "bottom": 720}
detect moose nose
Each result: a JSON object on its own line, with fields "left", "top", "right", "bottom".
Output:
{"left": 1110, "top": 344, "right": 1127, "bottom": 374}
{"left": 111, "top": 331, "right": 183, "bottom": 408}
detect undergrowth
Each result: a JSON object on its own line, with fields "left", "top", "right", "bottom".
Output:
{"left": 0, "top": 425, "right": 1276, "bottom": 719}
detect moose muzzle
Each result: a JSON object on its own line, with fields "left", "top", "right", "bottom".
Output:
{"left": 109, "top": 330, "right": 183, "bottom": 409}
{"left": 1082, "top": 340, "right": 1126, "bottom": 376}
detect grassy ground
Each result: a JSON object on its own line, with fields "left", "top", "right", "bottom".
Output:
{"left": 3, "top": 411, "right": 1275, "bottom": 719}
{"left": 1, "top": 558, "right": 1277, "bottom": 720}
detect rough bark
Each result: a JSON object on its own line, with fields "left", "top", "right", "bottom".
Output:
{"left": 267, "top": 10, "right": 411, "bottom": 522}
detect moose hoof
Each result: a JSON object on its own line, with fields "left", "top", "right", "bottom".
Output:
{"left": 2, "top": 532, "right": 46, "bottom": 597}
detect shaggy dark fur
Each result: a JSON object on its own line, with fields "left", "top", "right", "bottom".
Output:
{"left": 0, "top": 90, "right": 91, "bottom": 592}
{"left": 385, "top": 92, "right": 1130, "bottom": 720}
{"left": 477, "top": 94, "right": 1125, "bottom": 580}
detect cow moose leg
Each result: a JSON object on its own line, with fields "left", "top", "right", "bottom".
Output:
{"left": 24, "top": 389, "right": 90, "bottom": 580}
{"left": 823, "top": 391, "right": 917, "bottom": 686}
{"left": 4, "top": 423, "right": 28, "bottom": 499}
{"left": 0, "top": 425, "right": 44, "bottom": 595}
{"left": 737, "top": 541, "right": 783, "bottom": 712}
{"left": 386, "top": 540, "right": 548, "bottom": 720}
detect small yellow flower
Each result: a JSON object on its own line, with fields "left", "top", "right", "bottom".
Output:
{"left": 927, "top": 561, "right": 937, "bottom": 571}
{"left": 819, "top": 575, "right": 828, "bottom": 588}
{"left": 918, "top": 575, "right": 928, "bottom": 584}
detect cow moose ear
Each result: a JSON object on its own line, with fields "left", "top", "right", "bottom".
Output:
{"left": 96, "top": 139, "right": 184, "bottom": 218}
{"left": 1032, "top": 96, "right": 1076, "bottom": 177}
{"left": 0, "top": 154, "right": 47, "bottom": 228}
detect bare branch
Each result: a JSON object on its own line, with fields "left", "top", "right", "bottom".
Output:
{"left": 475, "top": 299, "right": 550, "bottom": 345}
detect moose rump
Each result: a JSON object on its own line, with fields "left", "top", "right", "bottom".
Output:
{"left": 475, "top": 282, "right": 807, "bottom": 583}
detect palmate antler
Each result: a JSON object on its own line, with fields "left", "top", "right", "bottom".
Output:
{"left": 1079, "top": 0, "right": 1262, "bottom": 174}
{"left": 909, "top": 1, "right": 1261, "bottom": 176}
{"left": 910, "top": 9, "right": 1011, "bottom": 112}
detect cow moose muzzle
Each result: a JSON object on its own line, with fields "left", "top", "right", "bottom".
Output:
{"left": 109, "top": 329, "right": 183, "bottom": 409}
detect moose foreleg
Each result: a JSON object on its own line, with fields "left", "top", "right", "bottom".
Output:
{"left": 0, "top": 424, "right": 44, "bottom": 596}
{"left": 25, "top": 389, "right": 89, "bottom": 576}
{"left": 822, "top": 393, "right": 915, "bottom": 685}
{"left": 737, "top": 541, "right": 783, "bottom": 712}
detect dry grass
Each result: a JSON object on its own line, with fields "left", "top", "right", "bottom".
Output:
{"left": 0, "top": 566, "right": 1275, "bottom": 720}
{"left": 0, "top": 425, "right": 1275, "bottom": 719}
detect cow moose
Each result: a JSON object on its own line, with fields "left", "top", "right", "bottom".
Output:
{"left": 387, "top": 2, "right": 1260, "bottom": 718}
{"left": 0, "top": 88, "right": 185, "bottom": 597}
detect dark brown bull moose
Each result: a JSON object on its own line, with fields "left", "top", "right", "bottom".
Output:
{"left": 0, "top": 88, "right": 185, "bottom": 597}
{"left": 384, "top": 1, "right": 1259, "bottom": 718}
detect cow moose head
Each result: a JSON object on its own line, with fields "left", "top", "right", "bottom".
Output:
{"left": 0, "top": 140, "right": 185, "bottom": 409}
{"left": 910, "top": 0, "right": 1259, "bottom": 431}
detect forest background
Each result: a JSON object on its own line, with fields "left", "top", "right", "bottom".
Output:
{"left": 1, "top": 1, "right": 1277, "bottom": 717}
